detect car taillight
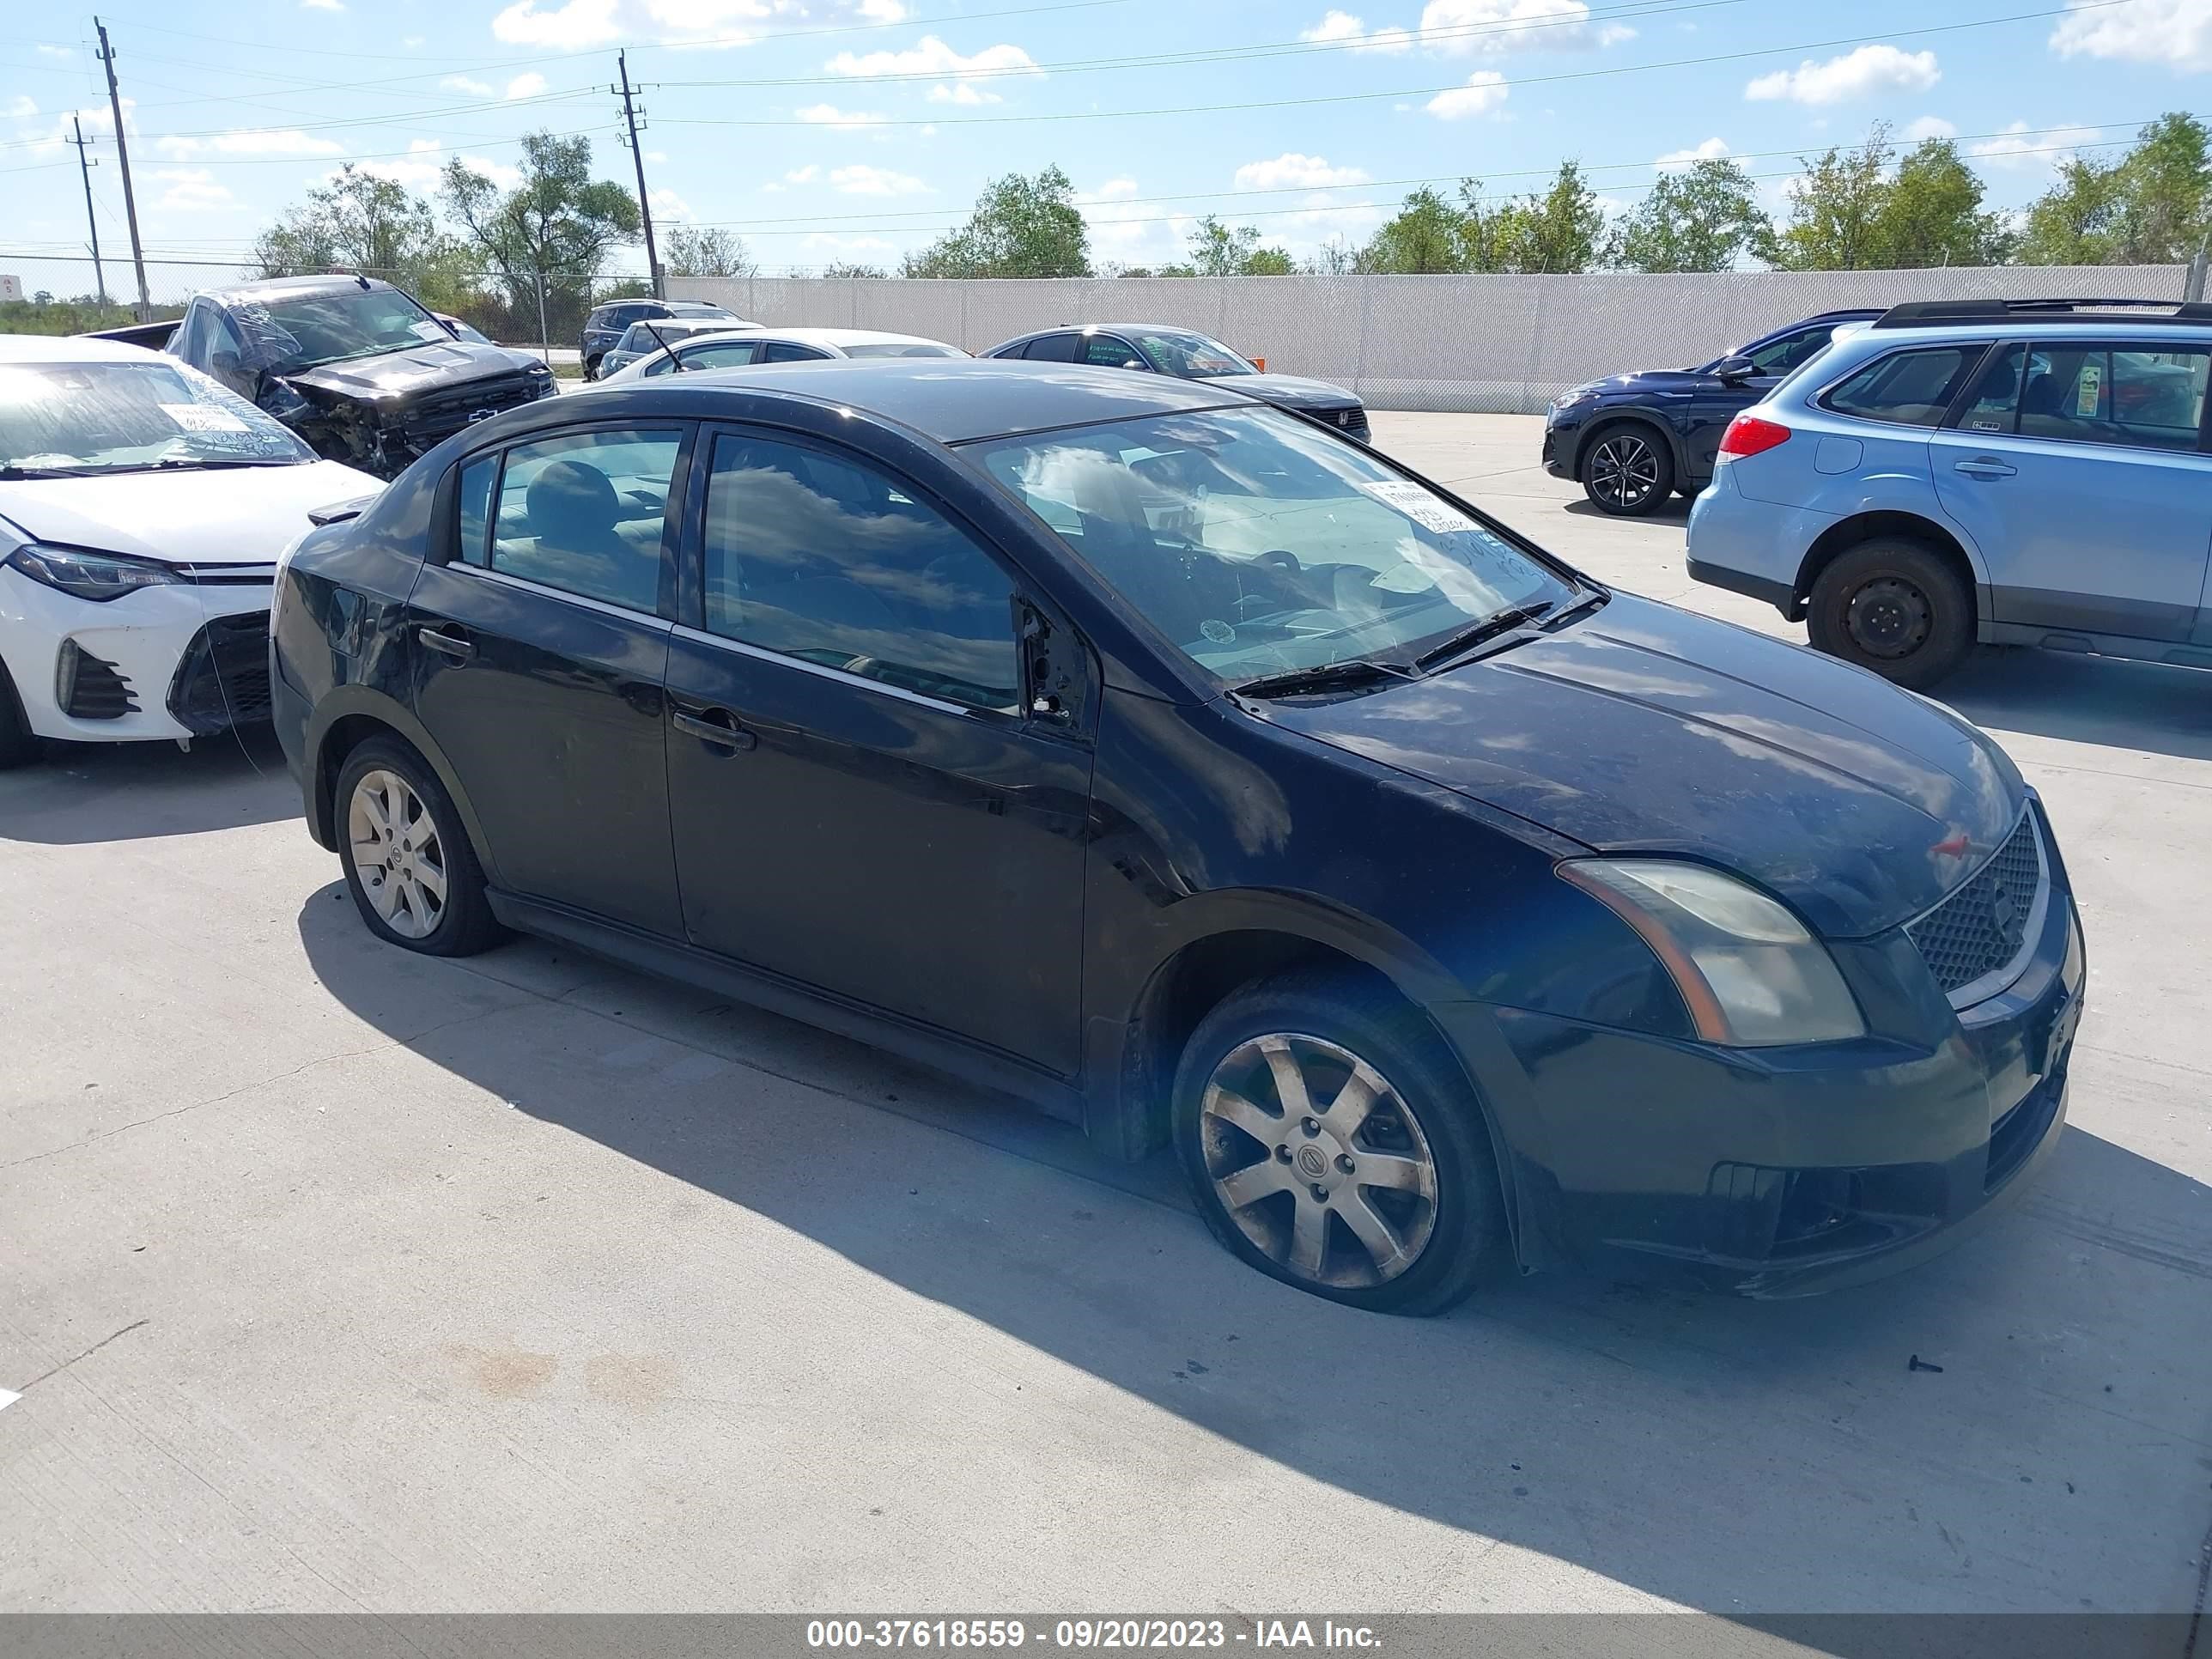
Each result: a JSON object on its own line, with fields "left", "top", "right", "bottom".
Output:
{"left": 1717, "top": 414, "right": 1791, "bottom": 461}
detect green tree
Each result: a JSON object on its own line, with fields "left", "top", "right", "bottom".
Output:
{"left": 1607, "top": 157, "right": 1768, "bottom": 272}
{"left": 2018, "top": 155, "right": 2124, "bottom": 264}
{"left": 441, "top": 131, "right": 641, "bottom": 315}
{"left": 819, "top": 260, "right": 888, "bottom": 278}
{"left": 2112, "top": 112, "right": 2212, "bottom": 263}
{"left": 1183, "top": 215, "right": 1293, "bottom": 275}
{"left": 660, "top": 224, "right": 756, "bottom": 278}
{"left": 1871, "top": 138, "right": 2013, "bottom": 267}
{"left": 902, "top": 166, "right": 1091, "bottom": 278}
{"left": 253, "top": 165, "right": 447, "bottom": 287}
{"left": 1759, "top": 128, "right": 1893, "bottom": 270}
{"left": 1355, "top": 186, "right": 1470, "bottom": 273}
{"left": 1481, "top": 161, "right": 1604, "bottom": 274}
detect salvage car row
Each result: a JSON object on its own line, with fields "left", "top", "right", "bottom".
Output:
{"left": 0, "top": 283, "right": 2091, "bottom": 1316}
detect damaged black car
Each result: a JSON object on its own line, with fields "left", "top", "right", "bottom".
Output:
{"left": 158, "top": 275, "right": 558, "bottom": 480}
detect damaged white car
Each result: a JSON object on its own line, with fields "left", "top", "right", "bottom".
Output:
{"left": 0, "top": 334, "right": 379, "bottom": 769}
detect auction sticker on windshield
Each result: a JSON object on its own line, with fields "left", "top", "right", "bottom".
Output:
{"left": 160, "top": 403, "right": 251, "bottom": 434}
{"left": 1358, "top": 478, "right": 1480, "bottom": 535}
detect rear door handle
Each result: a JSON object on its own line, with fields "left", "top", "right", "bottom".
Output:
{"left": 1953, "top": 458, "right": 2017, "bottom": 478}
{"left": 417, "top": 626, "right": 475, "bottom": 662}
{"left": 671, "top": 706, "right": 757, "bottom": 752}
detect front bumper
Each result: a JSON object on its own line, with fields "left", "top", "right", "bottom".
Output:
{"left": 1541, "top": 420, "right": 1574, "bottom": 478}
{"left": 0, "top": 567, "right": 274, "bottom": 744}
{"left": 1433, "top": 817, "right": 2086, "bottom": 1296}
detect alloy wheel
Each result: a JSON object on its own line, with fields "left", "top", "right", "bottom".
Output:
{"left": 1198, "top": 1032, "right": 1440, "bottom": 1290}
{"left": 347, "top": 769, "right": 449, "bottom": 940}
{"left": 1589, "top": 434, "right": 1660, "bottom": 510}
{"left": 1844, "top": 575, "right": 1933, "bottom": 660}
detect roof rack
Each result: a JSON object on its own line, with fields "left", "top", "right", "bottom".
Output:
{"left": 1873, "top": 298, "right": 2212, "bottom": 328}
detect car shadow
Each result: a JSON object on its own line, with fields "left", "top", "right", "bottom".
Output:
{"left": 1942, "top": 647, "right": 2212, "bottom": 766}
{"left": 1561, "top": 496, "right": 1692, "bottom": 526}
{"left": 297, "top": 889, "right": 2212, "bottom": 1624}
{"left": 0, "top": 726, "right": 299, "bottom": 845}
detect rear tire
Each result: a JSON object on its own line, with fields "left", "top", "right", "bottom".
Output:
{"left": 1172, "top": 969, "right": 1506, "bottom": 1316}
{"left": 1807, "top": 538, "right": 1974, "bottom": 690}
{"left": 335, "top": 737, "right": 501, "bottom": 957}
{"left": 0, "top": 657, "right": 38, "bottom": 771}
{"left": 1580, "top": 423, "right": 1674, "bottom": 516}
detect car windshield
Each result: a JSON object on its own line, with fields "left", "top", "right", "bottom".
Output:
{"left": 1133, "top": 330, "right": 1257, "bottom": 379}
{"left": 0, "top": 358, "right": 313, "bottom": 473}
{"left": 970, "top": 405, "right": 1573, "bottom": 684}
{"left": 236, "top": 286, "right": 452, "bottom": 372}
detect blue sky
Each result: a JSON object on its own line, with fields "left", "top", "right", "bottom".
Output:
{"left": 3, "top": 0, "right": 2209, "bottom": 283}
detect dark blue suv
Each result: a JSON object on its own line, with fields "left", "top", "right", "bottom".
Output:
{"left": 1543, "top": 310, "right": 1882, "bottom": 515}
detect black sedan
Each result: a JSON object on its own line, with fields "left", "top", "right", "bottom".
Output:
{"left": 271, "top": 359, "right": 2082, "bottom": 1314}
{"left": 984, "top": 323, "right": 1369, "bottom": 441}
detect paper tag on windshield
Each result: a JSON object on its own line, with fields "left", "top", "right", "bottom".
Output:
{"left": 412, "top": 319, "right": 456, "bottom": 342}
{"left": 1359, "top": 479, "right": 1479, "bottom": 536}
{"left": 159, "top": 403, "right": 250, "bottom": 434}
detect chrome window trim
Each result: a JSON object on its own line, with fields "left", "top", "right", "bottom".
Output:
{"left": 1905, "top": 805, "right": 2051, "bottom": 1011}
{"left": 459, "top": 562, "right": 673, "bottom": 629}
{"left": 669, "top": 620, "right": 1016, "bottom": 721}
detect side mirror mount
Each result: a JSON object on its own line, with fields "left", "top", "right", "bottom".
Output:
{"left": 1714, "top": 355, "right": 1756, "bottom": 385}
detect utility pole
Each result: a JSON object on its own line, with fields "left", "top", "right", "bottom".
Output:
{"left": 614, "top": 52, "right": 662, "bottom": 301}
{"left": 93, "top": 19, "right": 150, "bottom": 322}
{"left": 65, "top": 115, "right": 109, "bottom": 309}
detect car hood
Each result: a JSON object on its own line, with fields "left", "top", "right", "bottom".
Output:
{"left": 0, "top": 459, "right": 381, "bottom": 566}
{"left": 1221, "top": 373, "right": 1361, "bottom": 407}
{"left": 1561, "top": 369, "right": 1716, "bottom": 401}
{"left": 282, "top": 341, "right": 536, "bottom": 403}
{"left": 1259, "top": 593, "right": 2025, "bottom": 938}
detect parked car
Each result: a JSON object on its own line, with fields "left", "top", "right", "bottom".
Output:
{"left": 593, "top": 317, "right": 769, "bottom": 380}
{"left": 1544, "top": 309, "right": 1883, "bottom": 515}
{"left": 433, "top": 312, "right": 494, "bottom": 346}
{"left": 581, "top": 299, "right": 747, "bottom": 379}
{"left": 1688, "top": 297, "right": 2212, "bottom": 689}
{"left": 594, "top": 325, "right": 965, "bottom": 384}
{"left": 0, "top": 334, "right": 379, "bottom": 768}
{"left": 161, "top": 274, "right": 557, "bottom": 481}
{"left": 272, "top": 359, "right": 2082, "bottom": 1314}
{"left": 983, "top": 324, "right": 1369, "bottom": 441}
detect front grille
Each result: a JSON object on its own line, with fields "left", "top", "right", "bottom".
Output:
{"left": 167, "top": 611, "right": 272, "bottom": 737}
{"left": 1907, "top": 812, "right": 2045, "bottom": 1000}
{"left": 398, "top": 373, "right": 544, "bottom": 452}
{"left": 1322, "top": 405, "right": 1370, "bottom": 441}
{"left": 57, "top": 640, "right": 137, "bottom": 720}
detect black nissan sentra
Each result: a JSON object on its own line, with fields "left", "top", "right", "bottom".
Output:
{"left": 270, "top": 360, "right": 2084, "bottom": 1315}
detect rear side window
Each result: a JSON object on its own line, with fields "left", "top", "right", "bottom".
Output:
{"left": 1822, "top": 346, "right": 1984, "bottom": 428}
{"left": 2018, "top": 345, "right": 2209, "bottom": 452}
{"left": 1021, "top": 333, "right": 1079, "bottom": 363}
{"left": 488, "top": 428, "right": 683, "bottom": 613}
{"left": 455, "top": 453, "right": 496, "bottom": 567}
{"left": 759, "top": 341, "right": 832, "bottom": 363}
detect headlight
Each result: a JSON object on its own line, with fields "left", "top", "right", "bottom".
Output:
{"left": 4, "top": 543, "right": 188, "bottom": 603}
{"left": 1559, "top": 860, "right": 1864, "bottom": 1046}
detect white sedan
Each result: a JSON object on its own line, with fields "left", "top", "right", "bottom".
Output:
{"left": 592, "top": 325, "right": 966, "bottom": 384}
{"left": 0, "top": 334, "right": 380, "bottom": 767}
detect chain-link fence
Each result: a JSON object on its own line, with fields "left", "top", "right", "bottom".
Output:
{"left": 671, "top": 265, "right": 2194, "bottom": 413}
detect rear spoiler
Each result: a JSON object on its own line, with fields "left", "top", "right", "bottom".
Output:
{"left": 80, "top": 319, "right": 179, "bottom": 350}
{"left": 307, "top": 493, "right": 381, "bottom": 528}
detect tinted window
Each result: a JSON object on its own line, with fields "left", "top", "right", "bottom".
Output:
{"left": 488, "top": 428, "right": 681, "bottom": 613}
{"left": 759, "top": 341, "right": 833, "bottom": 363}
{"left": 682, "top": 340, "right": 762, "bottom": 370}
{"left": 1021, "top": 333, "right": 1079, "bottom": 363}
{"left": 456, "top": 453, "right": 496, "bottom": 567}
{"left": 1082, "top": 334, "right": 1145, "bottom": 369}
{"left": 1824, "top": 346, "right": 1983, "bottom": 428}
{"left": 1745, "top": 326, "right": 1828, "bottom": 375}
{"left": 2014, "top": 345, "right": 2209, "bottom": 452}
{"left": 700, "top": 434, "right": 1018, "bottom": 712}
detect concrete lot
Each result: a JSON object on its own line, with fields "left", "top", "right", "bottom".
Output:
{"left": 2, "top": 413, "right": 2208, "bottom": 1625}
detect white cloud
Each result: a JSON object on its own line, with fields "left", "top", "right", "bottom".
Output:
{"left": 357, "top": 138, "right": 448, "bottom": 188}
{"left": 783, "top": 164, "right": 823, "bottom": 184}
{"left": 795, "top": 103, "right": 888, "bottom": 128}
{"left": 1905, "top": 115, "right": 1958, "bottom": 141}
{"left": 1655, "top": 136, "right": 1729, "bottom": 172}
{"left": 403, "top": 34, "right": 425, "bottom": 46}
{"left": 826, "top": 36, "right": 1041, "bottom": 94}
{"left": 829, "top": 162, "right": 927, "bottom": 195}
{"left": 492, "top": 0, "right": 620, "bottom": 48}
{"left": 1419, "top": 0, "right": 1624, "bottom": 56}
{"left": 506, "top": 72, "right": 549, "bottom": 98}
{"left": 1968, "top": 120, "right": 2105, "bottom": 173}
{"left": 1425, "top": 70, "right": 1509, "bottom": 119}
{"left": 646, "top": 150, "right": 668, "bottom": 162}
{"left": 443, "top": 76, "right": 495, "bottom": 95}
{"left": 301, "top": 0, "right": 345, "bottom": 11}
{"left": 152, "top": 168, "right": 237, "bottom": 211}
{"left": 36, "top": 44, "right": 75, "bottom": 58}
{"left": 1234, "top": 152, "right": 1370, "bottom": 190}
{"left": 1300, "top": 10, "right": 1413, "bottom": 52}
{"left": 157, "top": 128, "right": 345, "bottom": 159}
{"left": 859, "top": 0, "right": 908, "bottom": 18}
{"left": 2051, "top": 0, "right": 2212, "bottom": 71}
{"left": 645, "top": 0, "right": 769, "bottom": 33}
{"left": 650, "top": 185, "right": 694, "bottom": 219}
{"left": 5, "top": 96, "right": 36, "bottom": 120}
{"left": 460, "top": 154, "right": 524, "bottom": 190}
{"left": 927, "top": 82, "right": 1000, "bottom": 105}
{"left": 1745, "top": 45, "right": 1940, "bottom": 106}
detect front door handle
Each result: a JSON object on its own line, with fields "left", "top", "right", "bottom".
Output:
{"left": 417, "top": 626, "right": 475, "bottom": 662}
{"left": 1954, "top": 458, "right": 2017, "bottom": 478}
{"left": 671, "top": 706, "right": 757, "bottom": 752}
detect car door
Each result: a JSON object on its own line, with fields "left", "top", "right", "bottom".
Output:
{"left": 1930, "top": 339, "right": 2212, "bottom": 641}
{"left": 408, "top": 422, "right": 691, "bottom": 936}
{"left": 1680, "top": 324, "right": 1836, "bottom": 480}
{"left": 662, "top": 426, "right": 1094, "bottom": 1073}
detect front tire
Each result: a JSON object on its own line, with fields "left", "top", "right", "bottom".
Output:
{"left": 1807, "top": 538, "right": 1973, "bottom": 690}
{"left": 1172, "top": 971, "right": 1506, "bottom": 1316}
{"left": 335, "top": 738, "right": 501, "bottom": 957}
{"left": 1580, "top": 424, "right": 1674, "bottom": 516}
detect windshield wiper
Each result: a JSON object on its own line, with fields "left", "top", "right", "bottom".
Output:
{"left": 1413, "top": 601, "right": 1558, "bottom": 672}
{"left": 1231, "top": 657, "right": 1419, "bottom": 700}
{"left": 102, "top": 458, "right": 296, "bottom": 474}
{"left": 0, "top": 463, "right": 104, "bottom": 480}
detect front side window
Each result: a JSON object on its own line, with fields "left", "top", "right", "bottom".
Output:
{"left": 232, "top": 286, "right": 451, "bottom": 374}
{"left": 969, "top": 405, "right": 1571, "bottom": 685}
{"left": 0, "top": 357, "right": 313, "bottom": 475}
{"left": 1083, "top": 335, "right": 1146, "bottom": 370}
{"left": 487, "top": 428, "right": 681, "bottom": 613}
{"left": 1823, "top": 346, "right": 1984, "bottom": 428}
{"left": 683, "top": 341, "right": 763, "bottom": 370}
{"left": 1744, "top": 326, "right": 1828, "bottom": 375}
{"left": 700, "top": 433, "right": 1018, "bottom": 712}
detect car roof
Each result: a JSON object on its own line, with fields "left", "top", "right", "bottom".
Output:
{"left": 581, "top": 356, "right": 1258, "bottom": 442}
{"left": 665, "top": 300, "right": 736, "bottom": 313}
{"left": 742, "top": 327, "right": 957, "bottom": 349}
{"left": 0, "top": 332, "right": 168, "bottom": 364}
{"left": 1003, "top": 322, "right": 1223, "bottom": 343}
{"left": 1842, "top": 317, "right": 2212, "bottom": 343}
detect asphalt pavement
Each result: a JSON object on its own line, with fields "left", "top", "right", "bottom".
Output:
{"left": 1, "top": 413, "right": 2207, "bottom": 1626}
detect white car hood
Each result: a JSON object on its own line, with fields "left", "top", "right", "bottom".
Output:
{"left": 0, "top": 460, "right": 380, "bottom": 566}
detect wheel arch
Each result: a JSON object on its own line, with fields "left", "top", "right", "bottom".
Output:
{"left": 306, "top": 684, "right": 500, "bottom": 883}
{"left": 1793, "top": 510, "right": 1984, "bottom": 624}
{"left": 1574, "top": 410, "right": 1686, "bottom": 480}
